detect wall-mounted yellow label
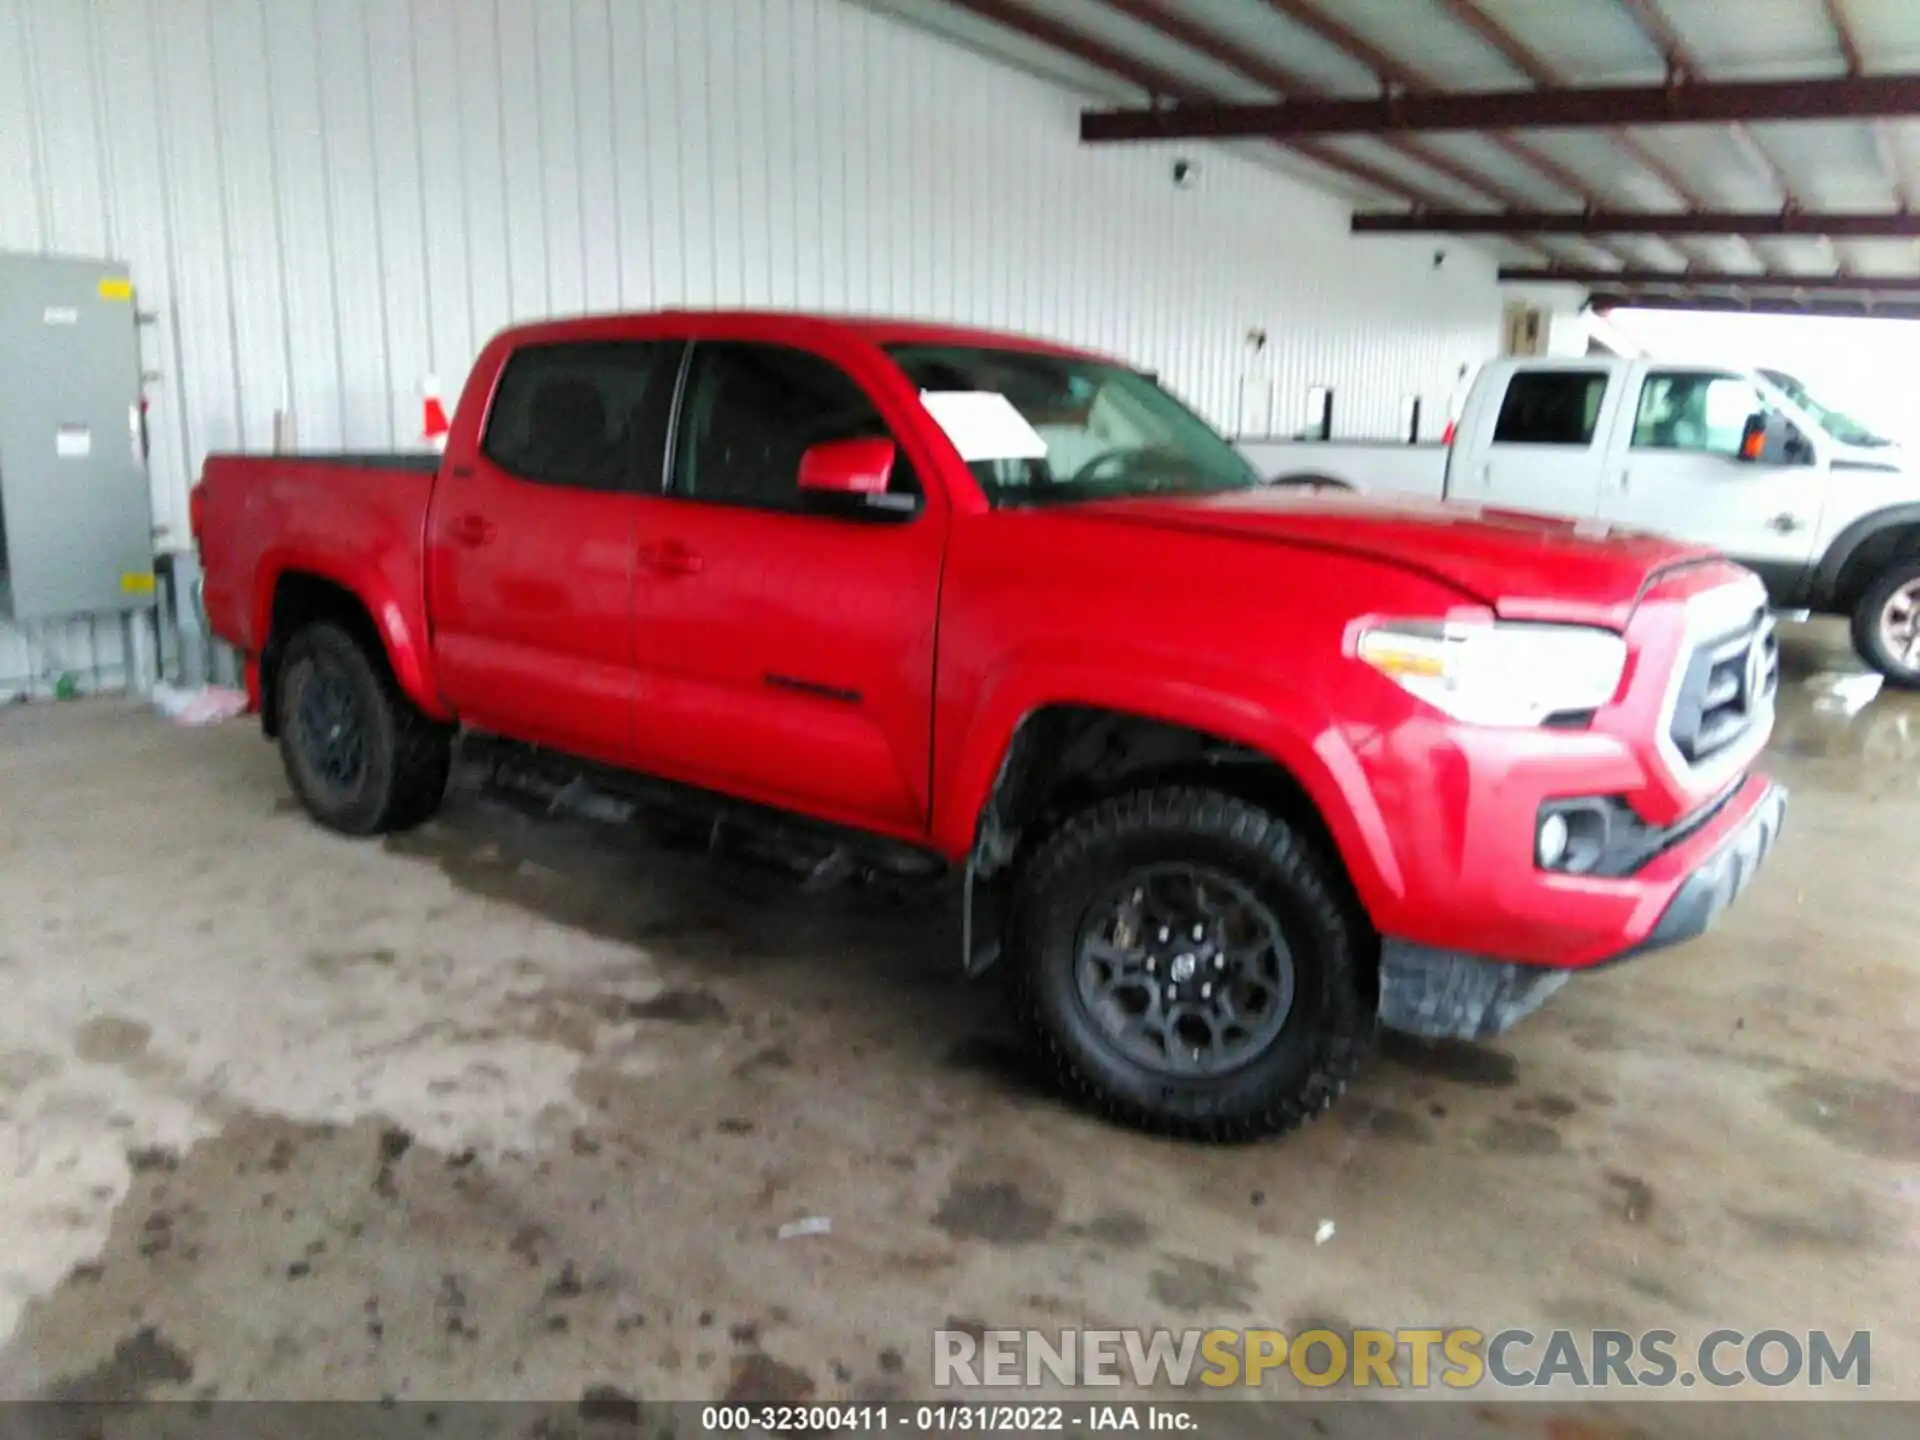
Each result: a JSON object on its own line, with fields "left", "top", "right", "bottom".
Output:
{"left": 120, "top": 571, "right": 156, "bottom": 595}
{"left": 98, "top": 277, "right": 133, "bottom": 301}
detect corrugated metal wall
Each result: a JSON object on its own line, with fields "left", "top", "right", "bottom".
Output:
{"left": 0, "top": 0, "right": 1499, "bottom": 697}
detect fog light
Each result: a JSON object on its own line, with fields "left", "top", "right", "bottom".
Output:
{"left": 1537, "top": 812, "right": 1571, "bottom": 869}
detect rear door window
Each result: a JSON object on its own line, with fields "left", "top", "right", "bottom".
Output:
{"left": 1491, "top": 371, "right": 1610, "bottom": 447}
{"left": 482, "top": 341, "right": 681, "bottom": 491}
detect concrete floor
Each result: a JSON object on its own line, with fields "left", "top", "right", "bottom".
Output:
{"left": 0, "top": 620, "right": 1914, "bottom": 1424}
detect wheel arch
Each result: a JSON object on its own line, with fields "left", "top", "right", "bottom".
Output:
{"left": 1814, "top": 504, "right": 1920, "bottom": 613}
{"left": 973, "top": 706, "right": 1343, "bottom": 877}
{"left": 948, "top": 673, "right": 1404, "bottom": 928}
{"left": 1267, "top": 473, "right": 1356, "bottom": 492}
{"left": 257, "top": 568, "right": 447, "bottom": 736}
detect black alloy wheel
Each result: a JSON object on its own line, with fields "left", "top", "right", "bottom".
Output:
{"left": 1074, "top": 863, "right": 1295, "bottom": 1078}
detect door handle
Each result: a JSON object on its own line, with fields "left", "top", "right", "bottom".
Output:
{"left": 1767, "top": 512, "right": 1805, "bottom": 534}
{"left": 637, "top": 542, "right": 704, "bottom": 575}
{"left": 449, "top": 513, "right": 497, "bottom": 546}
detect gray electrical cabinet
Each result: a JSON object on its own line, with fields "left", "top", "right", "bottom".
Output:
{"left": 0, "top": 253, "right": 155, "bottom": 622}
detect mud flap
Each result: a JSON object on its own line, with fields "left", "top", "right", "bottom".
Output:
{"left": 962, "top": 855, "right": 1008, "bottom": 978}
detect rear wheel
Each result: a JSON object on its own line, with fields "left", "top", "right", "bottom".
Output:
{"left": 277, "top": 622, "right": 452, "bottom": 835}
{"left": 1850, "top": 559, "right": 1920, "bottom": 688}
{"left": 1006, "top": 786, "right": 1372, "bottom": 1142}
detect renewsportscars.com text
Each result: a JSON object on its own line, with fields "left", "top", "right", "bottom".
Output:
{"left": 934, "top": 1326, "right": 1872, "bottom": 1390}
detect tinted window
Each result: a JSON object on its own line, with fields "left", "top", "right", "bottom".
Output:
{"left": 482, "top": 342, "right": 677, "bottom": 490}
{"left": 1491, "top": 371, "right": 1609, "bottom": 447}
{"left": 670, "top": 342, "right": 916, "bottom": 513}
{"left": 1632, "top": 372, "right": 1762, "bottom": 455}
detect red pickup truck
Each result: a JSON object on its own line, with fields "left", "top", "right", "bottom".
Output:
{"left": 194, "top": 310, "right": 1786, "bottom": 1141}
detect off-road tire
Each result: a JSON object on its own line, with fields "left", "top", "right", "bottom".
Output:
{"left": 276, "top": 621, "right": 452, "bottom": 836}
{"left": 1850, "top": 557, "right": 1920, "bottom": 688}
{"left": 1005, "top": 786, "right": 1373, "bottom": 1142}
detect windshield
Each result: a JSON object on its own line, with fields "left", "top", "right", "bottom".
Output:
{"left": 1757, "top": 368, "right": 1894, "bottom": 448}
{"left": 887, "top": 344, "right": 1259, "bottom": 506}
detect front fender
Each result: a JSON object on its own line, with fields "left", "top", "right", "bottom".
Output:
{"left": 931, "top": 643, "right": 1406, "bottom": 916}
{"left": 252, "top": 548, "right": 451, "bottom": 722}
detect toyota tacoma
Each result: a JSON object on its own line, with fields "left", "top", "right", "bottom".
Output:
{"left": 194, "top": 310, "right": 1786, "bottom": 1141}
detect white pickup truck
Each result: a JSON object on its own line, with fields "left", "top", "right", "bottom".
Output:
{"left": 1239, "top": 357, "right": 1920, "bottom": 685}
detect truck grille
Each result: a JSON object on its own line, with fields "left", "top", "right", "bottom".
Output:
{"left": 1669, "top": 607, "right": 1778, "bottom": 765}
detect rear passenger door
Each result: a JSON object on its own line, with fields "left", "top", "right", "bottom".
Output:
{"left": 1465, "top": 368, "right": 1615, "bottom": 518}
{"left": 427, "top": 341, "right": 679, "bottom": 764}
{"left": 627, "top": 339, "right": 945, "bottom": 837}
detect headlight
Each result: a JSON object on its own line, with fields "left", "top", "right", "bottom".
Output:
{"left": 1357, "top": 620, "right": 1628, "bottom": 727}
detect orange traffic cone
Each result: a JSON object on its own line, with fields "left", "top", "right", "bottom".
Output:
{"left": 421, "top": 376, "right": 450, "bottom": 451}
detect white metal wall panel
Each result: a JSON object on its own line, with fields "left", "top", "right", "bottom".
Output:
{"left": 0, "top": 0, "right": 1499, "bottom": 698}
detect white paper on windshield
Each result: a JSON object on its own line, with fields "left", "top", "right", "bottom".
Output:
{"left": 920, "top": 390, "right": 1048, "bottom": 462}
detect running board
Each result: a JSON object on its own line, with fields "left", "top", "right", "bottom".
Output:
{"left": 459, "top": 733, "right": 949, "bottom": 890}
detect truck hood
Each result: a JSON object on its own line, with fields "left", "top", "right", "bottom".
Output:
{"left": 1065, "top": 489, "right": 1718, "bottom": 628}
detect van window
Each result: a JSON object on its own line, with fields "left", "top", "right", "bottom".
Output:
{"left": 1491, "top": 371, "right": 1609, "bottom": 447}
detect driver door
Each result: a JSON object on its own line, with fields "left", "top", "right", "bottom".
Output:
{"left": 626, "top": 337, "right": 946, "bottom": 838}
{"left": 1598, "top": 367, "right": 1824, "bottom": 590}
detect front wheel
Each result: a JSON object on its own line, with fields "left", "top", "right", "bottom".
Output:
{"left": 277, "top": 622, "right": 452, "bottom": 836}
{"left": 1850, "top": 559, "right": 1920, "bottom": 688}
{"left": 1005, "top": 787, "right": 1373, "bottom": 1142}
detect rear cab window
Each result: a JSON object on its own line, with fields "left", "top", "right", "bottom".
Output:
{"left": 482, "top": 341, "right": 680, "bottom": 491}
{"left": 1491, "top": 370, "right": 1611, "bottom": 448}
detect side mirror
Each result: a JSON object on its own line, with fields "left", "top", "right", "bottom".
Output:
{"left": 798, "top": 437, "right": 895, "bottom": 495}
{"left": 1738, "top": 412, "right": 1768, "bottom": 462}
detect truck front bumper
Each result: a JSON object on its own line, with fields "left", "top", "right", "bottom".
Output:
{"left": 1378, "top": 777, "right": 1787, "bottom": 1041}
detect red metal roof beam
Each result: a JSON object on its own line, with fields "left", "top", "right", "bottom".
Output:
{"left": 1092, "top": 0, "right": 1554, "bottom": 210}
{"left": 1612, "top": 0, "right": 1698, "bottom": 79}
{"left": 1591, "top": 292, "right": 1920, "bottom": 318}
{"left": 1435, "top": 0, "right": 1712, "bottom": 265}
{"left": 1255, "top": 0, "right": 1600, "bottom": 205}
{"left": 1821, "top": 0, "right": 1867, "bottom": 73}
{"left": 1821, "top": 0, "right": 1915, "bottom": 211}
{"left": 1437, "top": 0, "right": 1555, "bottom": 83}
{"left": 1434, "top": 0, "right": 1702, "bottom": 207}
{"left": 1090, "top": 0, "right": 1595, "bottom": 266}
{"left": 944, "top": 0, "right": 1454, "bottom": 208}
{"left": 1612, "top": 0, "right": 1802, "bottom": 210}
{"left": 1359, "top": 210, "right": 1920, "bottom": 236}
{"left": 1081, "top": 74, "right": 1920, "bottom": 142}
{"left": 1500, "top": 266, "right": 1920, "bottom": 291}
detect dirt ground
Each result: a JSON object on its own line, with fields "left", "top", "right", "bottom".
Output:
{"left": 0, "top": 619, "right": 1913, "bottom": 1433}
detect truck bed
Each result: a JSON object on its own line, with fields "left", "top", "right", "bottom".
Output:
{"left": 195, "top": 452, "right": 438, "bottom": 666}
{"left": 1237, "top": 439, "right": 1449, "bottom": 500}
{"left": 260, "top": 452, "right": 442, "bottom": 474}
